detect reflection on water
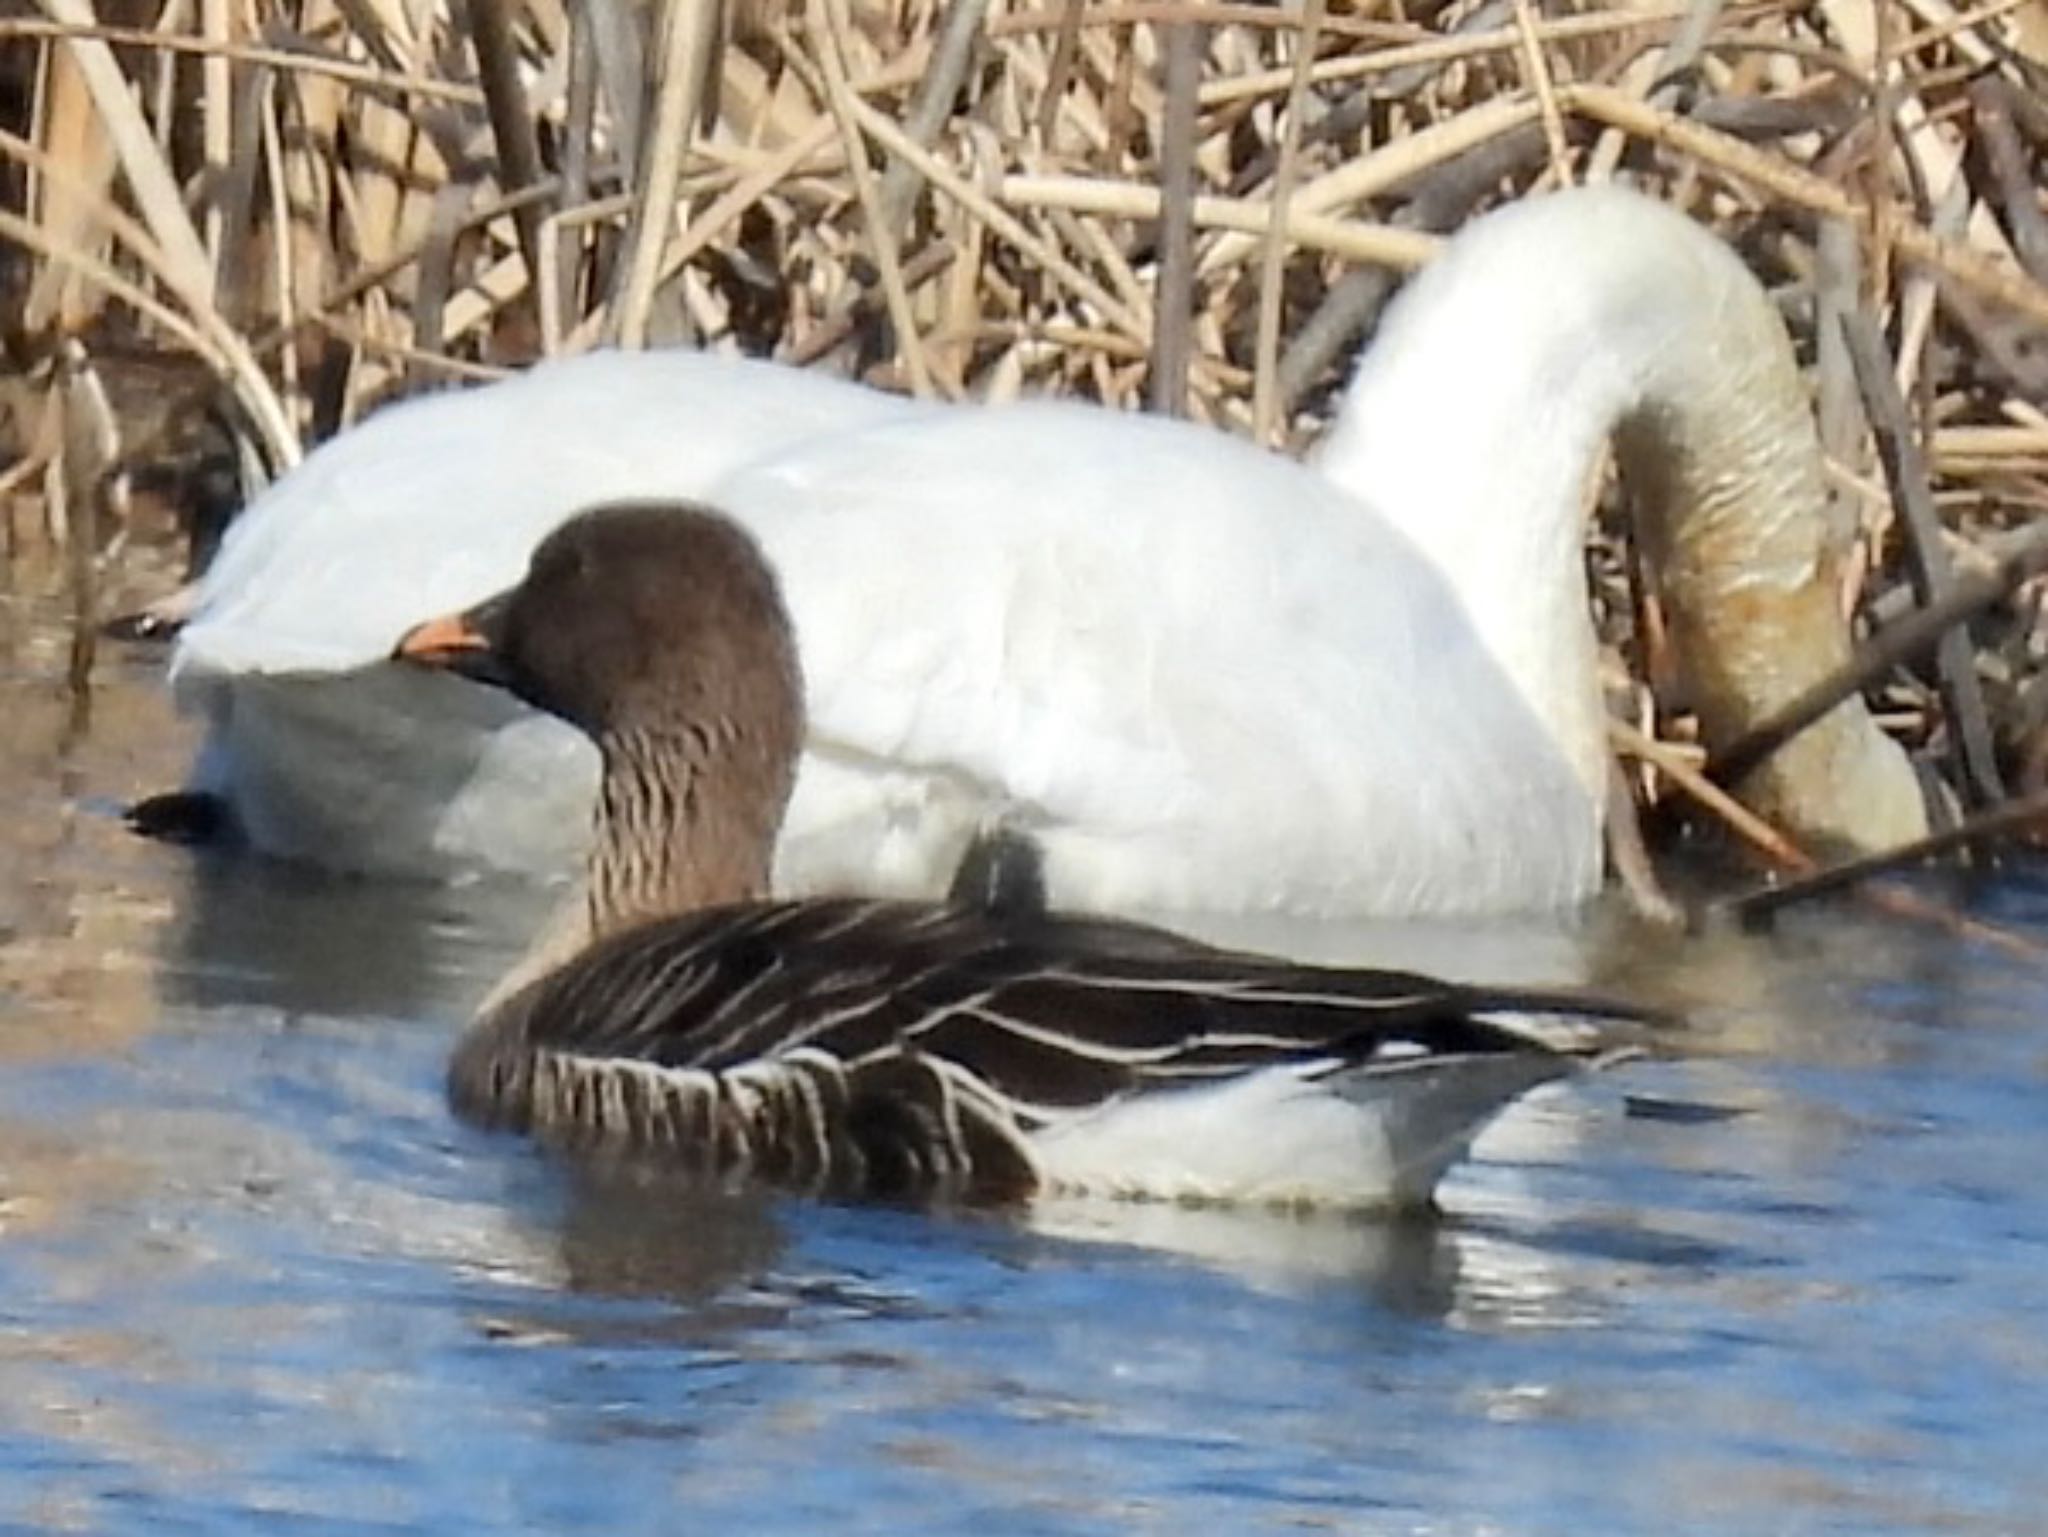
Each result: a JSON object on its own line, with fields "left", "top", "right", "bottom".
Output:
{"left": 4, "top": 580, "right": 2048, "bottom": 1533}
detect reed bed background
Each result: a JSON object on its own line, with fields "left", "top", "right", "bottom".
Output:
{"left": 2, "top": 0, "right": 2047, "bottom": 896}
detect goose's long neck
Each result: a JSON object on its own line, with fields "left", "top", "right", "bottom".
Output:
{"left": 1316, "top": 189, "right": 1926, "bottom": 854}
{"left": 585, "top": 721, "right": 792, "bottom": 938}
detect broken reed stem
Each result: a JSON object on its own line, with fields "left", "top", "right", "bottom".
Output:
{"left": 813, "top": 0, "right": 936, "bottom": 397}
{"left": 843, "top": 95, "right": 1150, "bottom": 341}
{"left": 613, "top": 0, "right": 721, "bottom": 347}
{"left": 1838, "top": 308, "right": 2006, "bottom": 808}
{"left": 57, "top": 342, "right": 114, "bottom": 723}
{"left": 1612, "top": 719, "right": 1817, "bottom": 876}
{"left": 462, "top": 0, "right": 548, "bottom": 296}
{"left": 1002, "top": 175, "right": 1440, "bottom": 266}
{"left": 1149, "top": 18, "right": 1203, "bottom": 417}
{"left": 1971, "top": 78, "right": 2048, "bottom": 287}
{"left": 1814, "top": 220, "right": 1865, "bottom": 582}
{"left": 1722, "top": 790, "right": 2048, "bottom": 924}
{"left": 1037, "top": 0, "right": 1086, "bottom": 141}
{"left": 875, "top": 0, "right": 988, "bottom": 239}
{"left": 1710, "top": 524, "right": 2048, "bottom": 790}
{"left": 0, "top": 200, "right": 298, "bottom": 469}
{"left": 1251, "top": 0, "right": 1320, "bottom": 444}
{"left": 0, "top": 16, "right": 487, "bottom": 104}
{"left": 199, "top": 0, "right": 231, "bottom": 276}
{"left": 213, "top": 63, "right": 269, "bottom": 334}
{"left": 1511, "top": 0, "right": 1571, "bottom": 187}
{"left": 578, "top": 3, "right": 643, "bottom": 188}
{"left": 255, "top": 84, "right": 298, "bottom": 422}
{"left": 547, "top": 19, "right": 599, "bottom": 352}
{"left": 1196, "top": 2, "right": 1785, "bottom": 105}
{"left": 1562, "top": 84, "right": 2048, "bottom": 331}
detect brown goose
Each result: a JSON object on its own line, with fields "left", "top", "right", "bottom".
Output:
{"left": 395, "top": 502, "right": 1647, "bottom": 1211}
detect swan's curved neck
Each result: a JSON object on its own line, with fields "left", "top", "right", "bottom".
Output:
{"left": 586, "top": 723, "right": 790, "bottom": 937}
{"left": 1316, "top": 230, "right": 1647, "bottom": 803}
{"left": 1315, "top": 191, "right": 1926, "bottom": 852}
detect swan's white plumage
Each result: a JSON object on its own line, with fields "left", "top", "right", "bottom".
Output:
{"left": 726, "top": 403, "right": 1596, "bottom": 915}
{"left": 170, "top": 186, "right": 1907, "bottom": 909}
{"left": 179, "top": 349, "right": 916, "bottom": 676}
{"left": 175, "top": 350, "right": 914, "bottom": 870}
{"left": 1319, "top": 187, "right": 1786, "bottom": 805}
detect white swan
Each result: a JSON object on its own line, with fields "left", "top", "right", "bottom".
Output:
{"left": 168, "top": 186, "right": 1926, "bottom": 913}
{"left": 172, "top": 350, "right": 920, "bottom": 875}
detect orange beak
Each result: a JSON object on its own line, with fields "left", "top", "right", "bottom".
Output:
{"left": 392, "top": 610, "right": 490, "bottom": 666}
{"left": 393, "top": 587, "right": 517, "bottom": 692}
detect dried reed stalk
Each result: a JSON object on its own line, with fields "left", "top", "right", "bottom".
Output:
{"left": 4, "top": 0, "right": 2048, "bottom": 899}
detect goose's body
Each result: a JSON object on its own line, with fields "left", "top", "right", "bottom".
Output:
{"left": 170, "top": 187, "right": 1925, "bottom": 909}
{"left": 405, "top": 504, "right": 1645, "bottom": 1210}
{"left": 458, "top": 892, "right": 1621, "bottom": 1208}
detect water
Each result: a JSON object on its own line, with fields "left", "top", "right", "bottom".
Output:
{"left": 4, "top": 591, "right": 2047, "bottom": 1534}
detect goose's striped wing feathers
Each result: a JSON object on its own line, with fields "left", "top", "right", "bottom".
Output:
{"left": 497, "top": 898, "right": 1588, "bottom": 1072}
{"left": 455, "top": 898, "right": 1635, "bottom": 1200}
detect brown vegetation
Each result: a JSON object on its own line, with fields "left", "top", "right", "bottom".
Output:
{"left": 2, "top": 0, "right": 2047, "bottom": 907}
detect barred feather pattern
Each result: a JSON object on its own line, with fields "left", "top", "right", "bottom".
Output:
{"left": 452, "top": 896, "right": 1629, "bottom": 1205}
{"left": 584, "top": 719, "right": 787, "bottom": 932}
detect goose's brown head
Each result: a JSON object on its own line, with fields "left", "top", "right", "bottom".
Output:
{"left": 393, "top": 501, "right": 802, "bottom": 751}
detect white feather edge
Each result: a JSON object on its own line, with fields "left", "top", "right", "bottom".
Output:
{"left": 515, "top": 1034, "right": 1589, "bottom": 1210}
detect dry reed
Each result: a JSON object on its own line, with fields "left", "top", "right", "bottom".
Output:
{"left": 2, "top": 0, "right": 2047, "bottom": 903}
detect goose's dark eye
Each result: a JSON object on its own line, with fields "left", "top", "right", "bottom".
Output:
{"left": 532, "top": 540, "right": 590, "bottom": 598}
{"left": 564, "top": 543, "right": 600, "bottom": 595}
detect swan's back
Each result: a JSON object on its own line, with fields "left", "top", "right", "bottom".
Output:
{"left": 713, "top": 401, "right": 1599, "bottom": 915}
{"left": 176, "top": 350, "right": 916, "bottom": 683}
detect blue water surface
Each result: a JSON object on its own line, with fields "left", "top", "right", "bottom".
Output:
{"left": 2, "top": 643, "right": 2045, "bottom": 1535}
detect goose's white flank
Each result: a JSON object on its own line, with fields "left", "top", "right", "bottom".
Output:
{"left": 171, "top": 186, "right": 1924, "bottom": 913}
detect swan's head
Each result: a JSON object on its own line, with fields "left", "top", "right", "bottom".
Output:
{"left": 392, "top": 501, "right": 803, "bottom": 755}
